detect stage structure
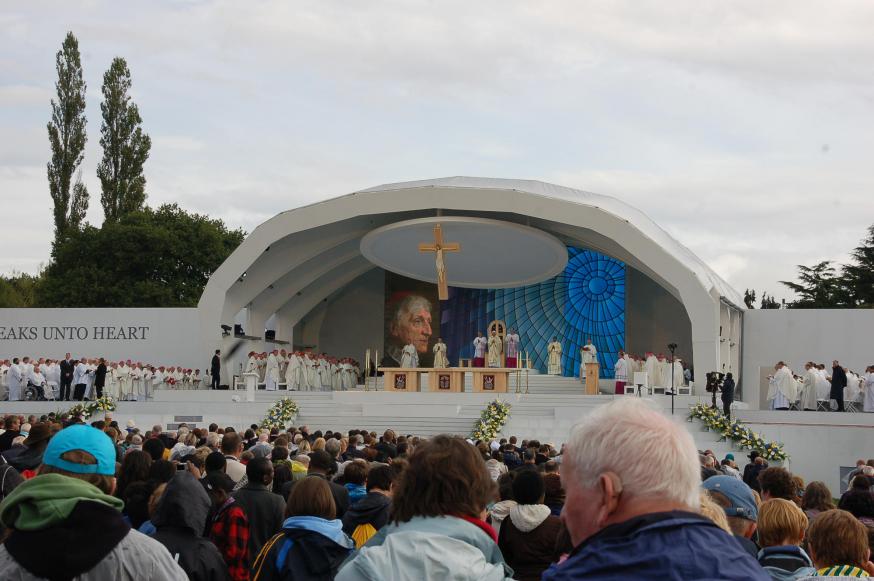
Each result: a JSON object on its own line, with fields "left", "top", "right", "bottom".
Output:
{"left": 199, "top": 177, "right": 745, "bottom": 386}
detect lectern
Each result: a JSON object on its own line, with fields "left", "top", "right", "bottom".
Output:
{"left": 584, "top": 363, "right": 599, "bottom": 395}
{"left": 242, "top": 372, "right": 259, "bottom": 402}
{"left": 472, "top": 368, "right": 511, "bottom": 393}
{"left": 380, "top": 368, "right": 421, "bottom": 392}
{"left": 427, "top": 368, "right": 464, "bottom": 392}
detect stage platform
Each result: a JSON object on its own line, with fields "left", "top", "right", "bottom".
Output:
{"left": 2, "top": 376, "right": 872, "bottom": 495}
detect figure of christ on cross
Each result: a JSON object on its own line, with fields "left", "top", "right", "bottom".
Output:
{"left": 419, "top": 224, "right": 460, "bottom": 300}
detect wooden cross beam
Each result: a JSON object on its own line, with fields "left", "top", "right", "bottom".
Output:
{"left": 418, "top": 224, "right": 460, "bottom": 300}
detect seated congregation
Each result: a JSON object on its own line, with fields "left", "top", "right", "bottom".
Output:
{"left": 0, "top": 399, "right": 872, "bottom": 580}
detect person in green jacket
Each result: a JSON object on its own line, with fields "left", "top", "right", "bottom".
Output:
{"left": 0, "top": 424, "right": 188, "bottom": 580}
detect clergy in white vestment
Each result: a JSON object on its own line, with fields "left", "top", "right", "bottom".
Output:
{"left": 318, "top": 357, "right": 331, "bottom": 390}
{"left": 472, "top": 333, "right": 488, "bottom": 367}
{"left": 799, "top": 363, "right": 819, "bottom": 411}
{"left": 285, "top": 353, "right": 301, "bottom": 391}
{"left": 302, "top": 353, "right": 315, "bottom": 391}
{"left": 116, "top": 361, "right": 131, "bottom": 400}
{"left": 614, "top": 351, "right": 628, "bottom": 394}
{"left": 580, "top": 339, "right": 598, "bottom": 380}
{"left": 84, "top": 359, "right": 97, "bottom": 400}
{"left": 766, "top": 362, "right": 797, "bottom": 410}
{"left": 643, "top": 353, "right": 657, "bottom": 388}
{"left": 815, "top": 365, "right": 831, "bottom": 400}
{"left": 433, "top": 339, "right": 449, "bottom": 368}
{"left": 265, "top": 350, "right": 280, "bottom": 391}
{"left": 400, "top": 343, "right": 419, "bottom": 368}
{"left": 29, "top": 366, "right": 47, "bottom": 399}
{"left": 278, "top": 350, "right": 288, "bottom": 380}
{"left": 245, "top": 352, "right": 259, "bottom": 375}
{"left": 505, "top": 330, "right": 520, "bottom": 368}
{"left": 192, "top": 369, "right": 202, "bottom": 389}
{"left": 130, "top": 365, "right": 142, "bottom": 401}
{"left": 43, "top": 360, "right": 59, "bottom": 401}
{"left": 487, "top": 331, "right": 503, "bottom": 368}
{"left": 7, "top": 359, "right": 22, "bottom": 401}
{"left": 655, "top": 355, "right": 670, "bottom": 388}
{"left": 845, "top": 371, "right": 863, "bottom": 406}
{"left": 671, "top": 358, "right": 685, "bottom": 389}
{"left": 152, "top": 367, "right": 165, "bottom": 395}
{"left": 547, "top": 338, "right": 562, "bottom": 376}
{"left": 331, "top": 360, "right": 342, "bottom": 391}
{"left": 140, "top": 366, "right": 152, "bottom": 400}
{"left": 105, "top": 364, "right": 118, "bottom": 400}
{"left": 863, "top": 367, "right": 874, "bottom": 413}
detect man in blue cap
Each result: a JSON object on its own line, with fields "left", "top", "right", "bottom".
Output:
{"left": 702, "top": 475, "right": 761, "bottom": 559}
{"left": 0, "top": 424, "right": 187, "bottom": 580}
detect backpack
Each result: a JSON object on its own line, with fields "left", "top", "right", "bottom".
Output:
{"left": 351, "top": 523, "right": 378, "bottom": 548}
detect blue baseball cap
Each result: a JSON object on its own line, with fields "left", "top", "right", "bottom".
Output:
{"left": 702, "top": 475, "right": 758, "bottom": 522}
{"left": 724, "top": 453, "right": 735, "bottom": 461}
{"left": 43, "top": 425, "right": 116, "bottom": 476}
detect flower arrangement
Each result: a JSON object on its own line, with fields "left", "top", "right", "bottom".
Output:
{"left": 688, "top": 403, "right": 788, "bottom": 462}
{"left": 471, "top": 399, "right": 511, "bottom": 442}
{"left": 261, "top": 397, "right": 300, "bottom": 429}
{"left": 87, "top": 395, "right": 117, "bottom": 416}
{"left": 66, "top": 402, "right": 92, "bottom": 421}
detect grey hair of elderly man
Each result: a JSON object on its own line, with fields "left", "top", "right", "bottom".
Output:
{"left": 325, "top": 438, "right": 342, "bottom": 459}
{"left": 560, "top": 398, "right": 701, "bottom": 546}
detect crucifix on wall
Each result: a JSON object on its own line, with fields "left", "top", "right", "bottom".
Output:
{"left": 418, "top": 224, "right": 460, "bottom": 300}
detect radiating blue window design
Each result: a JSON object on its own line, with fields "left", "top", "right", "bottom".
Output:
{"left": 440, "top": 247, "right": 625, "bottom": 378}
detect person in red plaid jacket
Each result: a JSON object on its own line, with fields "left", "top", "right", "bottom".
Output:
{"left": 205, "top": 472, "right": 251, "bottom": 581}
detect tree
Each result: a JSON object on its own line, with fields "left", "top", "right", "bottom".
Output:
{"left": 47, "top": 32, "right": 89, "bottom": 241}
{"left": 36, "top": 204, "right": 245, "bottom": 307}
{"left": 743, "top": 289, "right": 756, "bottom": 309}
{"left": 779, "top": 261, "right": 844, "bottom": 308}
{"left": 0, "top": 272, "right": 43, "bottom": 307}
{"left": 842, "top": 225, "right": 874, "bottom": 307}
{"left": 760, "top": 292, "right": 781, "bottom": 309}
{"left": 97, "top": 57, "right": 151, "bottom": 222}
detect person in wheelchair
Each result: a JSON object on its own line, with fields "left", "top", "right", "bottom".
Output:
{"left": 24, "top": 366, "right": 49, "bottom": 401}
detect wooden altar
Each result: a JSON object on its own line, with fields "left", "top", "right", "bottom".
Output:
{"left": 427, "top": 368, "right": 465, "bottom": 392}
{"left": 472, "top": 367, "right": 514, "bottom": 393}
{"left": 380, "top": 368, "right": 422, "bottom": 392}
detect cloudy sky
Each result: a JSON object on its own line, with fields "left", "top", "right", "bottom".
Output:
{"left": 2, "top": 1, "right": 873, "bottom": 301}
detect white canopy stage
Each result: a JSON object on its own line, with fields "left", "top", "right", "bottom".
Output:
{"left": 198, "top": 176, "right": 745, "bottom": 384}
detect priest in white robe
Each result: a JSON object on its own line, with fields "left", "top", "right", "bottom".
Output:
{"left": 265, "top": 350, "right": 280, "bottom": 391}
{"left": 433, "top": 338, "right": 449, "bottom": 368}
{"left": 140, "top": 365, "right": 152, "bottom": 400}
{"left": 7, "top": 359, "right": 22, "bottom": 401}
{"left": 845, "top": 371, "right": 863, "bottom": 406}
{"left": 302, "top": 353, "right": 315, "bottom": 391}
{"left": 400, "top": 343, "right": 418, "bottom": 368}
{"left": 766, "top": 362, "right": 797, "bottom": 410}
{"left": 580, "top": 339, "right": 598, "bottom": 381}
{"left": 285, "top": 352, "right": 301, "bottom": 391}
{"left": 245, "top": 352, "right": 259, "bottom": 375}
{"left": 671, "top": 358, "right": 685, "bottom": 389}
{"left": 614, "top": 351, "right": 628, "bottom": 394}
{"left": 152, "top": 367, "right": 165, "bottom": 396}
{"left": 487, "top": 330, "right": 503, "bottom": 368}
{"left": 643, "top": 353, "right": 657, "bottom": 388}
{"left": 116, "top": 361, "right": 131, "bottom": 401}
{"left": 547, "top": 338, "right": 562, "bottom": 375}
{"left": 800, "top": 363, "right": 819, "bottom": 411}
{"left": 505, "top": 330, "right": 520, "bottom": 368}
{"left": 863, "top": 366, "right": 874, "bottom": 413}
{"left": 472, "top": 332, "right": 487, "bottom": 367}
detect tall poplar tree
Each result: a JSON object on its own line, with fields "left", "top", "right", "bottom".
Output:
{"left": 47, "top": 32, "right": 89, "bottom": 241}
{"left": 97, "top": 57, "right": 151, "bottom": 222}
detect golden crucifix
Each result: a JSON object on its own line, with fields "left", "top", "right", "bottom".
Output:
{"left": 418, "top": 224, "right": 460, "bottom": 300}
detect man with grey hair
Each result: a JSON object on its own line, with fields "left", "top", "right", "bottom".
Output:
{"left": 383, "top": 294, "right": 433, "bottom": 367}
{"left": 543, "top": 398, "right": 767, "bottom": 580}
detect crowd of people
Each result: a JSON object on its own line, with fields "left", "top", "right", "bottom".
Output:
{"left": 0, "top": 398, "right": 872, "bottom": 580}
{"left": 767, "top": 359, "right": 874, "bottom": 412}
{"left": 243, "top": 350, "right": 361, "bottom": 392}
{"left": 0, "top": 348, "right": 363, "bottom": 402}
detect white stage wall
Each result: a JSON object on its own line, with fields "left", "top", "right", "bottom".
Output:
{"left": 0, "top": 308, "right": 207, "bottom": 370}
{"left": 741, "top": 309, "right": 874, "bottom": 409}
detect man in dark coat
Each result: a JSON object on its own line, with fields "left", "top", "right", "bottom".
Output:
{"left": 281, "top": 451, "right": 350, "bottom": 518}
{"left": 721, "top": 373, "right": 735, "bottom": 417}
{"left": 94, "top": 359, "right": 107, "bottom": 400}
{"left": 59, "top": 353, "right": 74, "bottom": 401}
{"left": 830, "top": 360, "right": 847, "bottom": 412}
{"left": 210, "top": 350, "right": 221, "bottom": 390}
{"left": 341, "top": 465, "right": 395, "bottom": 538}
{"left": 152, "top": 471, "right": 231, "bottom": 581}
{"left": 232, "top": 457, "right": 286, "bottom": 562}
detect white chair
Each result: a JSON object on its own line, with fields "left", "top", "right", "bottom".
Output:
{"left": 816, "top": 399, "right": 830, "bottom": 412}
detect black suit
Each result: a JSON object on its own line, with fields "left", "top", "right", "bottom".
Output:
{"left": 94, "top": 364, "right": 107, "bottom": 399}
{"left": 210, "top": 355, "right": 221, "bottom": 389}
{"left": 831, "top": 366, "right": 847, "bottom": 412}
{"left": 59, "top": 359, "right": 74, "bottom": 401}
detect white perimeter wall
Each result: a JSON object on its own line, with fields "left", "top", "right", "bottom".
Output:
{"left": 0, "top": 308, "right": 206, "bottom": 370}
{"left": 742, "top": 309, "right": 874, "bottom": 409}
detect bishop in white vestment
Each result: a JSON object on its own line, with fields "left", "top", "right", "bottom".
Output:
{"left": 863, "top": 367, "right": 874, "bottom": 413}
{"left": 767, "top": 363, "right": 797, "bottom": 410}
{"left": 487, "top": 331, "right": 502, "bottom": 368}
{"left": 400, "top": 343, "right": 419, "bottom": 368}
{"left": 472, "top": 333, "right": 488, "bottom": 367}
{"left": 433, "top": 339, "right": 449, "bottom": 368}
{"left": 547, "top": 339, "right": 562, "bottom": 376}
{"left": 265, "top": 351, "right": 280, "bottom": 391}
{"left": 799, "top": 364, "right": 819, "bottom": 411}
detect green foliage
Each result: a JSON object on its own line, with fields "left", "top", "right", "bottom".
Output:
{"left": 842, "top": 225, "right": 874, "bottom": 307}
{"left": 760, "top": 292, "right": 781, "bottom": 309}
{"left": 97, "top": 57, "right": 151, "bottom": 222}
{"left": 779, "top": 261, "right": 844, "bottom": 308}
{"left": 36, "top": 204, "right": 245, "bottom": 307}
{"left": 47, "top": 32, "right": 89, "bottom": 240}
{"left": 0, "top": 272, "right": 43, "bottom": 307}
{"left": 743, "top": 289, "right": 756, "bottom": 309}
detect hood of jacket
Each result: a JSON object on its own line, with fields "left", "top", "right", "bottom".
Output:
{"left": 343, "top": 491, "right": 390, "bottom": 526}
{"left": 508, "top": 504, "right": 552, "bottom": 532}
{"left": 489, "top": 499, "right": 517, "bottom": 523}
{"left": 151, "top": 471, "right": 210, "bottom": 535}
{"left": 0, "top": 473, "right": 123, "bottom": 531}
{"left": 0, "top": 475, "right": 130, "bottom": 579}
{"left": 336, "top": 519, "right": 512, "bottom": 581}
{"left": 283, "top": 516, "right": 354, "bottom": 548}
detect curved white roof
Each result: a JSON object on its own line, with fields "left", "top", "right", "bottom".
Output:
{"left": 353, "top": 176, "right": 743, "bottom": 307}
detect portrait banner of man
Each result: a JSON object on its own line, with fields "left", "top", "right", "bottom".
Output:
{"left": 383, "top": 273, "right": 440, "bottom": 368}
